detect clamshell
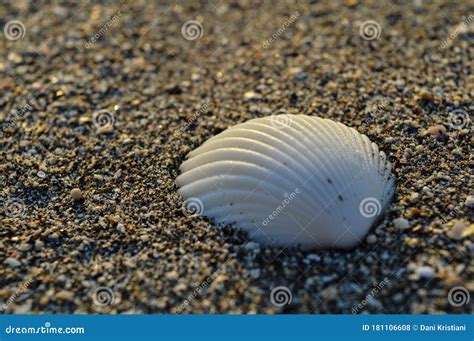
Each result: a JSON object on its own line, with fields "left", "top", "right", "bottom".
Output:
{"left": 177, "top": 114, "right": 395, "bottom": 250}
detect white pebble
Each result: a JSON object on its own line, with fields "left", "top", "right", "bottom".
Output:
{"left": 305, "top": 254, "right": 321, "bottom": 262}
{"left": 394, "top": 217, "right": 410, "bottom": 230}
{"left": 244, "top": 241, "right": 260, "bottom": 250}
{"left": 366, "top": 234, "right": 377, "bottom": 244}
{"left": 415, "top": 266, "right": 435, "bottom": 279}
{"left": 465, "top": 195, "right": 474, "bottom": 208}
{"left": 447, "top": 220, "right": 468, "bottom": 240}
{"left": 5, "top": 257, "right": 21, "bottom": 267}
{"left": 243, "top": 91, "right": 259, "bottom": 100}
{"left": 116, "top": 222, "right": 126, "bottom": 233}
{"left": 410, "top": 192, "right": 420, "bottom": 202}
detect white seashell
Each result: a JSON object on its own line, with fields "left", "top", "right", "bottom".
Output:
{"left": 177, "top": 114, "right": 395, "bottom": 250}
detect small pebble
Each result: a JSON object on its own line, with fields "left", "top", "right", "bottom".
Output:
{"left": 418, "top": 88, "right": 434, "bottom": 101}
{"left": 34, "top": 240, "right": 44, "bottom": 250}
{"left": 410, "top": 192, "right": 420, "bottom": 203}
{"left": 452, "top": 148, "right": 463, "bottom": 156}
{"left": 243, "top": 91, "right": 260, "bottom": 100}
{"left": 116, "top": 222, "right": 126, "bottom": 233}
{"left": 71, "top": 188, "right": 83, "bottom": 201}
{"left": 447, "top": 220, "right": 472, "bottom": 240}
{"left": 165, "top": 271, "right": 179, "bottom": 280}
{"left": 18, "top": 243, "right": 31, "bottom": 251}
{"left": 393, "top": 293, "right": 404, "bottom": 303}
{"left": 426, "top": 124, "right": 446, "bottom": 137}
{"left": 39, "top": 296, "right": 50, "bottom": 306}
{"left": 244, "top": 241, "right": 260, "bottom": 250}
{"left": 465, "top": 195, "right": 474, "bottom": 208}
{"left": 305, "top": 254, "right": 321, "bottom": 262}
{"left": 415, "top": 145, "right": 424, "bottom": 152}
{"left": 394, "top": 217, "right": 410, "bottom": 230}
{"left": 5, "top": 257, "right": 21, "bottom": 267}
{"left": 415, "top": 266, "right": 435, "bottom": 279}
{"left": 56, "top": 290, "right": 74, "bottom": 300}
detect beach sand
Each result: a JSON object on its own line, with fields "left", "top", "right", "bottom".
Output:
{"left": 0, "top": 0, "right": 472, "bottom": 313}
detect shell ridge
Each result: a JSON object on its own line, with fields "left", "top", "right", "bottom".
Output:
{"left": 231, "top": 122, "right": 338, "bottom": 209}
{"left": 179, "top": 172, "right": 319, "bottom": 217}
{"left": 287, "top": 116, "right": 350, "bottom": 205}
{"left": 300, "top": 116, "right": 361, "bottom": 210}
{"left": 329, "top": 121, "right": 373, "bottom": 210}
